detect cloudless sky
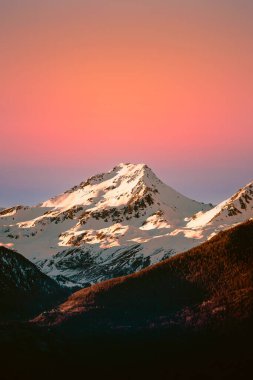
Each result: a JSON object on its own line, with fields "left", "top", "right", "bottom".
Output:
{"left": 0, "top": 0, "right": 252, "bottom": 206}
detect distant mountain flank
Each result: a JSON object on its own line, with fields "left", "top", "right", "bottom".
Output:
{"left": 0, "top": 246, "right": 66, "bottom": 320}
{"left": 0, "top": 163, "right": 252, "bottom": 288}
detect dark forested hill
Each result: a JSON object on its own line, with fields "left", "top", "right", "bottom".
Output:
{"left": 0, "top": 246, "right": 66, "bottom": 319}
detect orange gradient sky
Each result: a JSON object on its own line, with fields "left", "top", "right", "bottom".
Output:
{"left": 0, "top": 1, "right": 253, "bottom": 205}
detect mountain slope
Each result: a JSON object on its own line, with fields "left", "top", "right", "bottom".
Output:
{"left": 0, "top": 246, "right": 66, "bottom": 319}
{"left": 34, "top": 220, "right": 253, "bottom": 331}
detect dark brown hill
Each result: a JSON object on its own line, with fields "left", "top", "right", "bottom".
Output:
{"left": 34, "top": 219, "right": 253, "bottom": 331}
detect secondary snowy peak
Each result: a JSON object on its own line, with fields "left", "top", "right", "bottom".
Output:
{"left": 187, "top": 181, "right": 253, "bottom": 228}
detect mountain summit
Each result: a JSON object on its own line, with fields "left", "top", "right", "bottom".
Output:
{"left": 41, "top": 163, "right": 207, "bottom": 221}
{"left": 0, "top": 163, "right": 251, "bottom": 288}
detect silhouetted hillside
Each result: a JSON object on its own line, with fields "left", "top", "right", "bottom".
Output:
{"left": 0, "top": 246, "right": 67, "bottom": 320}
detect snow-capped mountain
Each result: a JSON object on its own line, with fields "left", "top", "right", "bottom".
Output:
{"left": 0, "top": 163, "right": 251, "bottom": 288}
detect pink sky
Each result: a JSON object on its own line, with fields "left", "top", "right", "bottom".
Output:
{"left": 0, "top": 1, "right": 252, "bottom": 205}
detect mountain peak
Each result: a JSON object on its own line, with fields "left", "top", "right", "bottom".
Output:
{"left": 40, "top": 163, "right": 159, "bottom": 209}
{"left": 112, "top": 162, "right": 146, "bottom": 169}
{"left": 110, "top": 162, "right": 152, "bottom": 176}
